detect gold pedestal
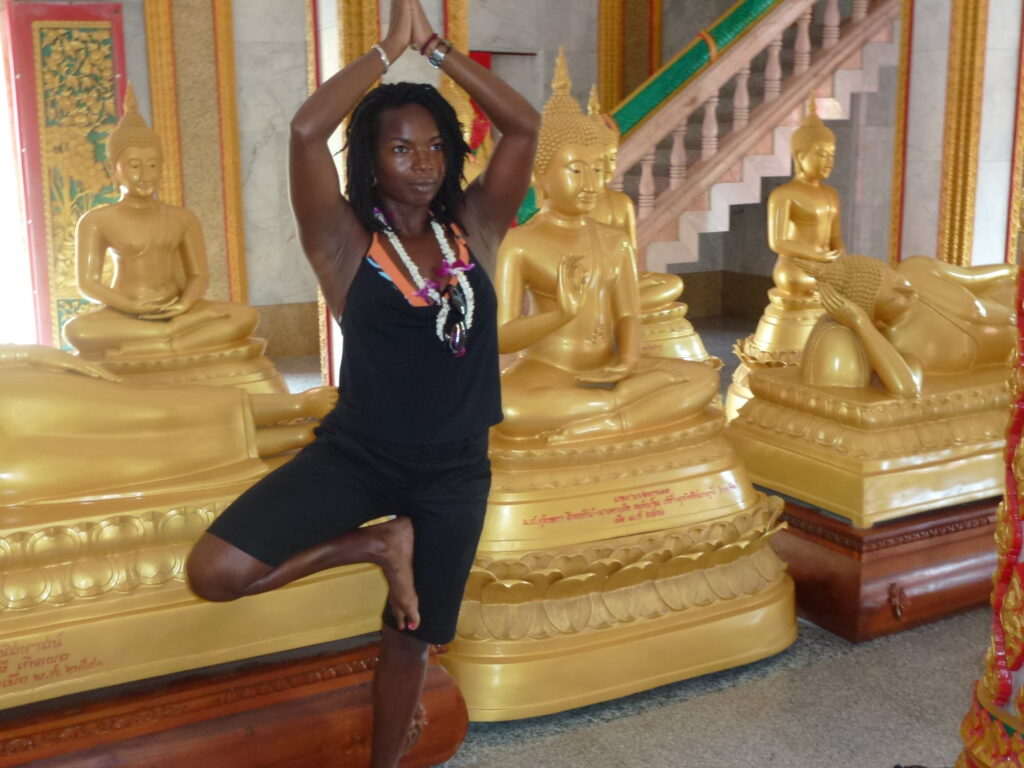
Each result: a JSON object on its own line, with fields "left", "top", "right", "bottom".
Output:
{"left": 0, "top": 487, "right": 386, "bottom": 709}
{"left": 725, "top": 290, "right": 824, "bottom": 420}
{"left": 442, "top": 410, "right": 797, "bottom": 720}
{"left": 90, "top": 337, "right": 288, "bottom": 393}
{"left": 726, "top": 365, "right": 1008, "bottom": 528}
{"left": 641, "top": 304, "right": 719, "bottom": 365}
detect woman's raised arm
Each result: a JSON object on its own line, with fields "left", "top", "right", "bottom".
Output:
{"left": 289, "top": 0, "right": 412, "bottom": 316}
{"left": 409, "top": 1, "right": 539, "bottom": 243}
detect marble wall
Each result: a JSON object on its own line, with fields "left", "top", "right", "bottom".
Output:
{"left": 469, "top": 0, "right": 597, "bottom": 110}
{"left": 233, "top": 1, "right": 317, "bottom": 307}
{"left": 899, "top": 0, "right": 951, "bottom": 261}
{"left": 971, "top": 0, "right": 1022, "bottom": 265}
{"left": 661, "top": 0, "right": 733, "bottom": 64}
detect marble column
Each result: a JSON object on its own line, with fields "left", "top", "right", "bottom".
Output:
{"left": 970, "top": 0, "right": 1022, "bottom": 265}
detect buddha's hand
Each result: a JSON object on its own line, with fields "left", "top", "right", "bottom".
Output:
{"left": 819, "top": 282, "right": 868, "bottom": 329}
{"left": 557, "top": 254, "right": 587, "bottom": 319}
{"left": 409, "top": 0, "right": 435, "bottom": 52}
{"left": 576, "top": 359, "right": 637, "bottom": 385}
{"left": 138, "top": 298, "right": 197, "bottom": 320}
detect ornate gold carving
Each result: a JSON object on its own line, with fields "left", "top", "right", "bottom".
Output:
{"left": 339, "top": 0, "right": 379, "bottom": 66}
{"left": 0, "top": 501, "right": 229, "bottom": 611}
{"left": 211, "top": 0, "right": 248, "bottom": 302}
{"left": 738, "top": 371, "right": 1008, "bottom": 460}
{"left": 31, "top": 20, "right": 119, "bottom": 342}
{"left": 444, "top": 0, "right": 468, "bottom": 53}
{"left": 143, "top": 0, "right": 183, "bottom": 207}
{"left": 457, "top": 495, "right": 786, "bottom": 641}
{"left": 1007, "top": 20, "right": 1024, "bottom": 265}
{"left": 937, "top": 0, "right": 989, "bottom": 266}
{"left": 960, "top": 684, "right": 1024, "bottom": 767}
{"left": 305, "top": 0, "right": 318, "bottom": 96}
{"left": 598, "top": 0, "right": 624, "bottom": 109}
{"left": 887, "top": 0, "right": 913, "bottom": 265}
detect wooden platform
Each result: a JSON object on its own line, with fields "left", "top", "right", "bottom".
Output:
{"left": 771, "top": 498, "right": 998, "bottom": 643}
{"left": 0, "top": 641, "right": 467, "bottom": 768}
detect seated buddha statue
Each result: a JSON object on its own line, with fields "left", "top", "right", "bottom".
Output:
{"left": 494, "top": 56, "right": 718, "bottom": 445}
{"left": 726, "top": 98, "right": 841, "bottom": 417}
{"left": 726, "top": 252, "right": 1016, "bottom": 527}
{"left": 0, "top": 345, "right": 335, "bottom": 508}
{"left": 62, "top": 87, "right": 282, "bottom": 392}
{"left": 583, "top": 84, "right": 713, "bottom": 364}
{"left": 445, "top": 54, "right": 797, "bottom": 720}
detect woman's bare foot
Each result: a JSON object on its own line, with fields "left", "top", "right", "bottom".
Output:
{"left": 373, "top": 517, "right": 420, "bottom": 631}
{"left": 300, "top": 386, "right": 339, "bottom": 419}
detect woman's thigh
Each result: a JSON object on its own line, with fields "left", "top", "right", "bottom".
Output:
{"left": 196, "top": 437, "right": 389, "bottom": 577}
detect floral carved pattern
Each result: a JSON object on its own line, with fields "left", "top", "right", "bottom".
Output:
{"left": 32, "top": 21, "right": 119, "bottom": 341}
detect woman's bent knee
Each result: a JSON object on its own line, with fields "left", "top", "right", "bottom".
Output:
{"left": 185, "top": 534, "right": 266, "bottom": 602}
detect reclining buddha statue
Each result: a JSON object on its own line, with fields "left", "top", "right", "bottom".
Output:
{"left": 441, "top": 53, "right": 796, "bottom": 723}
{"left": 0, "top": 345, "right": 334, "bottom": 508}
{"left": 62, "top": 86, "right": 285, "bottom": 392}
{"left": 727, "top": 251, "right": 1016, "bottom": 528}
{"left": 0, "top": 344, "right": 390, "bottom": 710}
{"left": 725, "top": 98, "right": 841, "bottom": 419}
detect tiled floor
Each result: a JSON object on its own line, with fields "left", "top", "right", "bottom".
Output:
{"left": 275, "top": 317, "right": 984, "bottom": 768}
{"left": 439, "top": 611, "right": 985, "bottom": 768}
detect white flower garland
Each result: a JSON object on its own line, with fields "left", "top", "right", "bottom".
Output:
{"left": 380, "top": 217, "right": 475, "bottom": 344}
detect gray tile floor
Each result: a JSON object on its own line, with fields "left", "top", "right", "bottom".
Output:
{"left": 275, "top": 317, "right": 984, "bottom": 768}
{"left": 439, "top": 611, "right": 986, "bottom": 768}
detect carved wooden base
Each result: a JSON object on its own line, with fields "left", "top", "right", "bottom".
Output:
{"left": 0, "top": 642, "right": 467, "bottom": 768}
{"left": 772, "top": 498, "right": 998, "bottom": 643}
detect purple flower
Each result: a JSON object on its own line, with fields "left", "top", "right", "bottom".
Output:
{"left": 414, "top": 280, "right": 440, "bottom": 303}
{"left": 436, "top": 261, "right": 475, "bottom": 278}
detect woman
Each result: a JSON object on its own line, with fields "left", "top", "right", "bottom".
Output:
{"left": 185, "top": 1, "right": 538, "bottom": 765}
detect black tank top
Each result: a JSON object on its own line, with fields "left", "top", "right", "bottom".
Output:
{"left": 323, "top": 227, "right": 503, "bottom": 445}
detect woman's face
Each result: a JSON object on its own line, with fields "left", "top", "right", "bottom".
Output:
{"left": 373, "top": 103, "right": 445, "bottom": 208}
{"left": 875, "top": 271, "right": 916, "bottom": 323}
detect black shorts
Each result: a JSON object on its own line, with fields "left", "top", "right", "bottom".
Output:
{"left": 206, "top": 424, "right": 491, "bottom": 645}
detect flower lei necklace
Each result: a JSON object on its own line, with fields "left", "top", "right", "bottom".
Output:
{"left": 374, "top": 208, "right": 475, "bottom": 346}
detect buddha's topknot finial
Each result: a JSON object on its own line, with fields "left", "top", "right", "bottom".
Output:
{"left": 587, "top": 83, "right": 619, "bottom": 148}
{"left": 535, "top": 49, "right": 606, "bottom": 175}
{"left": 107, "top": 82, "right": 162, "bottom": 167}
{"left": 791, "top": 93, "right": 834, "bottom": 158}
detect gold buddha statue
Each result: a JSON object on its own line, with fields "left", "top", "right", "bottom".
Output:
{"left": 62, "top": 86, "right": 284, "bottom": 392}
{"left": 0, "top": 345, "right": 388, "bottom": 711}
{"left": 439, "top": 77, "right": 493, "bottom": 187}
{"left": 585, "top": 86, "right": 714, "bottom": 364}
{"left": 726, "top": 98, "right": 840, "bottom": 418}
{"left": 0, "top": 345, "right": 335, "bottom": 508}
{"left": 441, "top": 54, "right": 796, "bottom": 722}
{"left": 727, "top": 252, "right": 1016, "bottom": 528}
{"left": 493, "top": 67, "right": 718, "bottom": 445}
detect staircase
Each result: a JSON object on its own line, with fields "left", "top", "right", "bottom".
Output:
{"left": 611, "top": 0, "right": 901, "bottom": 273}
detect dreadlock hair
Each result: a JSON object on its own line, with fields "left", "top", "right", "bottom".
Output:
{"left": 345, "top": 82, "right": 470, "bottom": 234}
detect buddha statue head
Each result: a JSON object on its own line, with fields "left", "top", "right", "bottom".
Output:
{"left": 587, "top": 85, "right": 621, "bottom": 182}
{"left": 791, "top": 97, "right": 835, "bottom": 182}
{"left": 535, "top": 50, "right": 608, "bottom": 216}
{"left": 106, "top": 84, "right": 163, "bottom": 199}
{"left": 796, "top": 254, "right": 917, "bottom": 325}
